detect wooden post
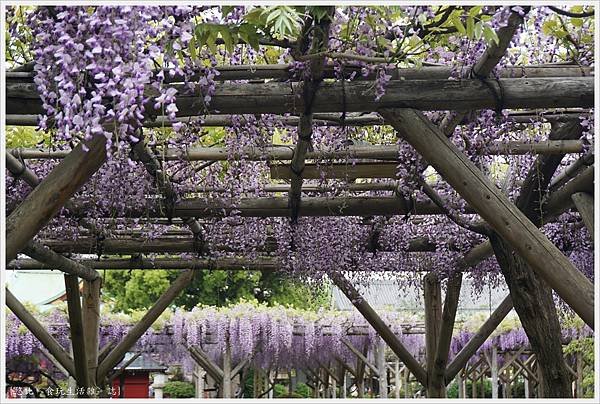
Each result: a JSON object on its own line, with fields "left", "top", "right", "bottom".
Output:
{"left": 394, "top": 361, "right": 401, "bottom": 398}
{"left": 82, "top": 278, "right": 101, "bottom": 389}
{"left": 222, "top": 341, "right": 232, "bottom": 398}
{"left": 356, "top": 352, "right": 365, "bottom": 398}
{"left": 381, "top": 108, "right": 594, "bottom": 328}
{"left": 64, "top": 275, "right": 89, "bottom": 393}
{"left": 403, "top": 367, "right": 410, "bottom": 398}
{"left": 97, "top": 270, "right": 193, "bottom": 381}
{"left": 376, "top": 340, "right": 388, "bottom": 398}
{"left": 491, "top": 346, "right": 499, "bottom": 399}
{"left": 433, "top": 272, "right": 462, "bottom": 391}
{"left": 5, "top": 291, "right": 77, "bottom": 377}
{"left": 424, "top": 273, "right": 445, "bottom": 397}
{"left": 340, "top": 365, "right": 347, "bottom": 399}
{"left": 445, "top": 295, "right": 513, "bottom": 381}
{"left": 194, "top": 365, "right": 206, "bottom": 399}
{"left": 6, "top": 135, "right": 107, "bottom": 263}
{"left": 457, "top": 371, "right": 465, "bottom": 398}
{"left": 571, "top": 192, "right": 594, "bottom": 240}
{"left": 329, "top": 272, "right": 427, "bottom": 386}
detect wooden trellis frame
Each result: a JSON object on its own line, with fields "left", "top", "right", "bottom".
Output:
{"left": 4, "top": 8, "right": 595, "bottom": 399}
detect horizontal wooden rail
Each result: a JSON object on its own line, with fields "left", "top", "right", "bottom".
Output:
{"left": 7, "top": 77, "right": 594, "bottom": 116}
{"left": 6, "top": 64, "right": 592, "bottom": 83}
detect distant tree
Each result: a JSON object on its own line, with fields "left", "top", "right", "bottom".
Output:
{"left": 101, "top": 269, "right": 329, "bottom": 313}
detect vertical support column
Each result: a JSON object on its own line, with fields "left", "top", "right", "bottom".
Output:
{"left": 340, "top": 367, "right": 347, "bottom": 399}
{"left": 457, "top": 371, "right": 465, "bottom": 398}
{"left": 64, "top": 274, "right": 89, "bottom": 394}
{"left": 404, "top": 367, "right": 410, "bottom": 398}
{"left": 331, "top": 375, "right": 337, "bottom": 398}
{"left": 376, "top": 340, "right": 388, "bottom": 398}
{"left": 82, "top": 278, "right": 101, "bottom": 389}
{"left": 194, "top": 365, "right": 206, "bottom": 399}
{"left": 394, "top": 361, "right": 401, "bottom": 398}
{"left": 424, "top": 273, "right": 444, "bottom": 397}
{"left": 491, "top": 346, "right": 498, "bottom": 399}
{"left": 222, "top": 341, "right": 232, "bottom": 398}
{"left": 524, "top": 375, "right": 530, "bottom": 398}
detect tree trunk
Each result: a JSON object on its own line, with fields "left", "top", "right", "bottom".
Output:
{"left": 489, "top": 120, "right": 581, "bottom": 398}
{"left": 490, "top": 234, "right": 572, "bottom": 397}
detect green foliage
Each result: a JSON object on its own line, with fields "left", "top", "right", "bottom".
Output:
{"left": 5, "top": 126, "right": 51, "bottom": 149}
{"left": 101, "top": 269, "right": 329, "bottom": 313}
{"left": 5, "top": 6, "right": 34, "bottom": 67}
{"left": 260, "top": 6, "right": 303, "bottom": 39}
{"left": 163, "top": 381, "right": 195, "bottom": 398}
{"left": 273, "top": 383, "right": 288, "bottom": 398}
{"left": 102, "top": 270, "right": 171, "bottom": 313}
{"left": 293, "top": 382, "right": 311, "bottom": 398}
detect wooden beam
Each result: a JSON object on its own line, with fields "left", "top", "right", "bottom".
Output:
{"left": 548, "top": 150, "right": 594, "bottom": 192}
{"left": 329, "top": 272, "right": 427, "bottom": 386}
{"left": 571, "top": 193, "right": 594, "bottom": 240}
{"left": 544, "top": 165, "right": 594, "bottom": 215}
{"left": 424, "top": 273, "right": 445, "bottom": 397}
{"left": 62, "top": 196, "right": 465, "bottom": 218}
{"left": 82, "top": 278, "right": 101, "bottom": 388}
{"left": 5, "top": 151, "right": 40, "bottom": 186}
{"left": 5, "top": 288, "right": 76, "bottom": 377}
{"left": 96, "top": 270, "right": 194, "bottom": 381}
{"left": 64, "top": 275, "right": 89, "bottom": 390}
{"left": 20, "top": 234, "right": 438, "bottom": 256}
{"left": 5, "top": 135, "right": 107, "bottom": 263}
{"left": 445, "top": 295, "right": 514, "bottom": 382}
{"left": 189, "top": 346, "right": 224, "bottom": 382}
{"left": 7, "top": 77, "right": 594, "bottom": 116}
{"left": 381, "top": 108, "right": 594, "bottom": 328}
{"left": 341, "top": 339, "right": 379, "bottom": 374}
{"left": 21, "top": 241, "right": 100, "bottom": 281}
{"left": 7, "top": 64, "right": 591, "bottom": 85}
{"left": 7, "top": 141, "right": 586, "bottom": 162}
{"left": 273, "top": 162, "right": 399, "bottom": 180}
{"left": 434, "top": 272, "right": 462, "bottom": 388}
{"left": 231, "top": 358, "right": 249, "bottom": 379}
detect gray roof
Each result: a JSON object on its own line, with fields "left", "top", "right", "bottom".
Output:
{"left": 331, "top": 278, "right": 509, "bottom": 320}
{"left": 115, "top": 352, "right": 166, "bottom": 372}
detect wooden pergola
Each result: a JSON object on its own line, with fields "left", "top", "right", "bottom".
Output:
{"left": 4, "top": 8, "right": 595, "bottom": 399}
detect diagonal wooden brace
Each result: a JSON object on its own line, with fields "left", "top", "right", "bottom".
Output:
{"left": 329, "top": 271, "right": 428, "bottom": 386}
{"left": 381, "top": 108, "right": 594, "bottom": 328}
{"left": 6, "top": 135, "right": 107, "bottom": 263}
{"left": 6, "top": 288, "right": 76, "bottom": 377}
{"left": 96, "top": 269, "right": 194, "bottom": 382}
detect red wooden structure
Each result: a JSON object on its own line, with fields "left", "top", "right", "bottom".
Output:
{"left": 111, "top": 353, "right": 166, "bottom": 398}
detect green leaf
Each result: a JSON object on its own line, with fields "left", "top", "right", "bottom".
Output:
{"left": 221, "top": 6, "right": 234, "bottom": 18}
{"left": 483, "top": 24, "right": 500, "bottom": 45}
{"left": 188, "top": 36, "right": 197, "bottom": 61}
{"left": 469, "top": 6, "right": 483, "bottom": 18}
{"left": 466, "top": 16, "right": 474, "bottom": 38}
{"left": 451, "top": 15, "right": 466, "bottom": 35}
{"left": 474, "top": 21, "right": 483, "bottom": 40}
{"left": 219, "top": 27, "right": 234, "bottom": 52}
